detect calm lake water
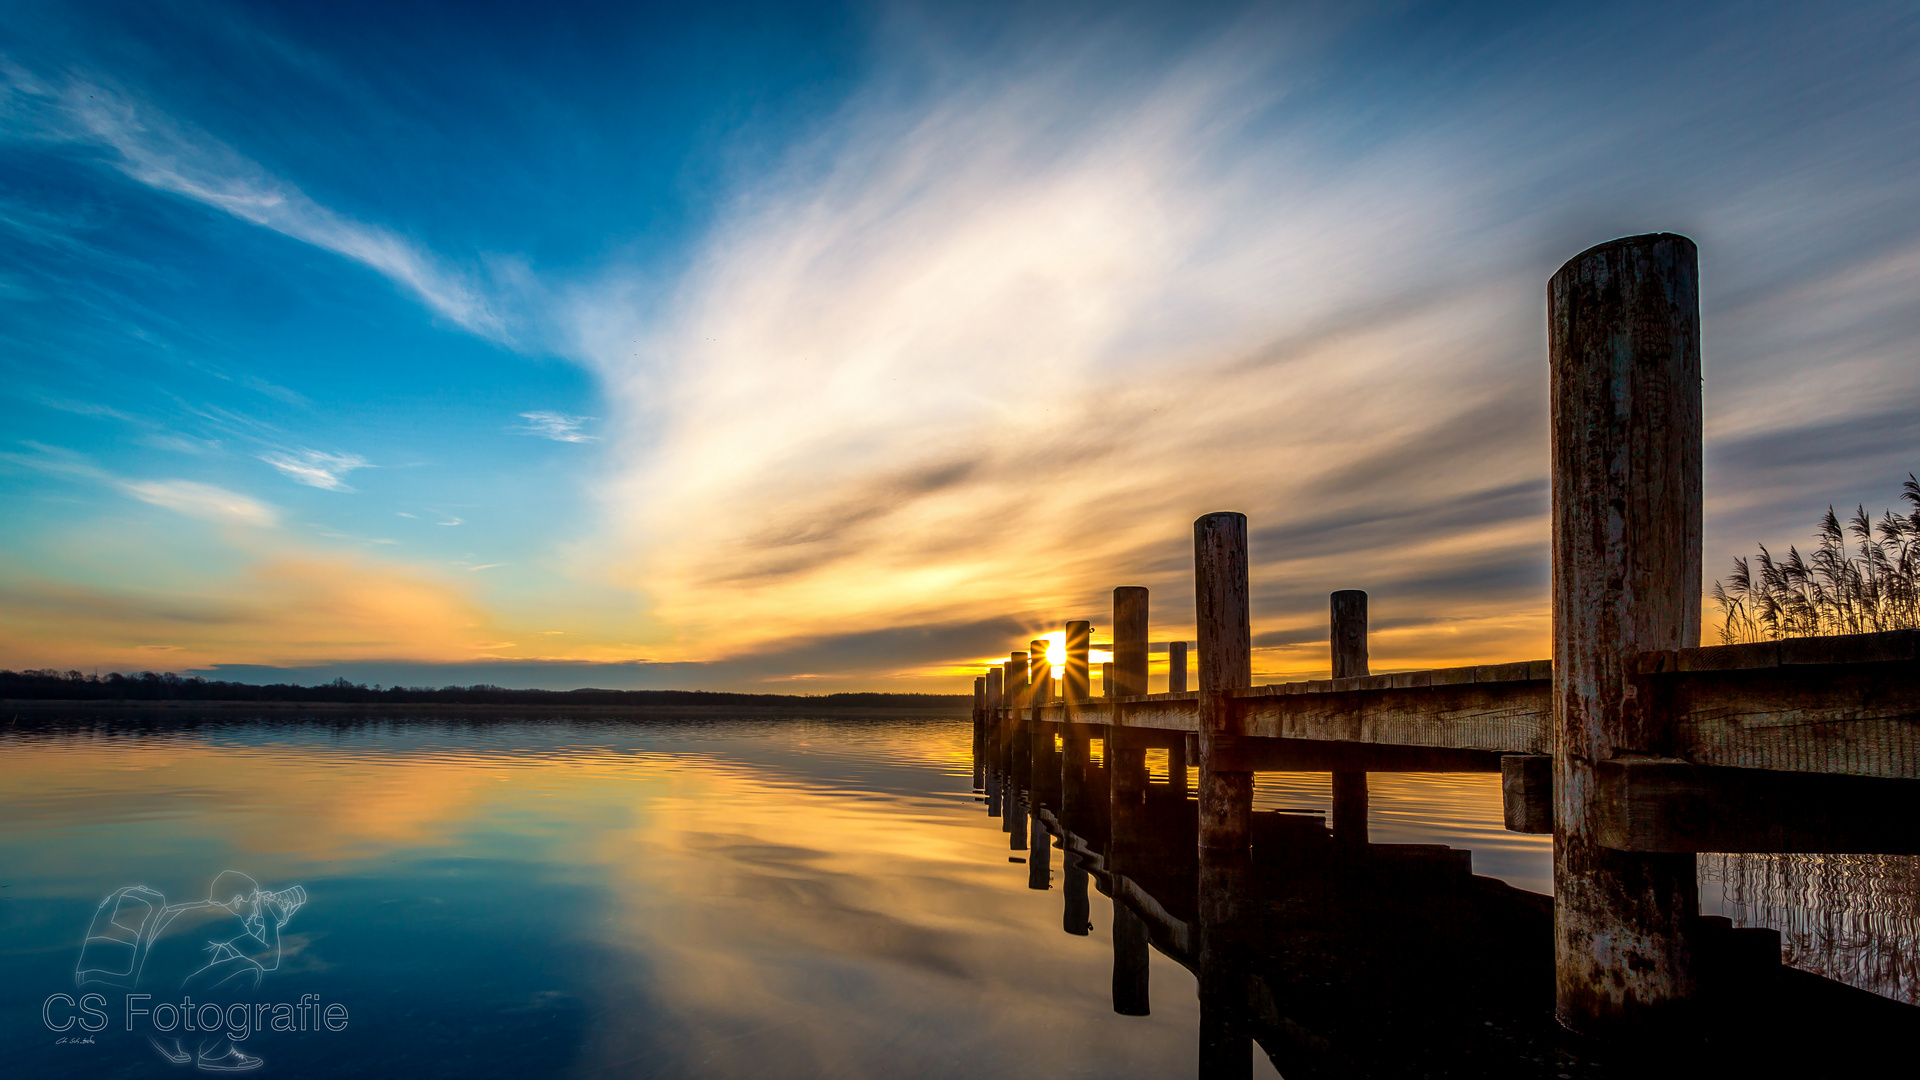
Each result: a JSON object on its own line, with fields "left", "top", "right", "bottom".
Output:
{"left": 1, "top": 714, "right": 1912, "bottom": 1078}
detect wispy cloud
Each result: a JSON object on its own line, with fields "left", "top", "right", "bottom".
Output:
{"left": 0, "top": 63, "right": 506, "bottom": 339}
{"left": 123, "top": 479, "right": 278, "bottom": 527}
{"left": 571, "top": 6, "right": 1920, "bottom": 678}
{"left": 516, "top": 411, "right": 598, "bottom": 443}
{"left": 259, "top": 449, "right": 371, "bottom": 492}
{"left": 2, "top": 441, "right": 281, "bottom": 528}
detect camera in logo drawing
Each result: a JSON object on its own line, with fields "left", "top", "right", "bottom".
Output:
{"left": 77, "top": 871, "right": 306, "bottom": 1072}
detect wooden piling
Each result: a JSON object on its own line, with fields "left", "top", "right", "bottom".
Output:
{"left": 1008, "top": 650, "right": 1031, "bottom": 832}
{"left": 1009, "top": 654, "right": 1030, "bottom": 850}
{"left": 1195, "top": 511, "right": 1253, "bottom": 1078}
{"left": 1549, "top": 232, "right": 1702, "bottom": 1036}
{"left": 1061, "top": 620, "right": 1093, "bottom": 837}
{"left": 1330, "top": 590, "right": 1369, "bottom": 847}
{"left": 972, "top": 675, "right": 986, "bottom": 792}
{"left": 1065, "top": 621, "right": 1091, "bottom": 702}
{"left": 1110, "top": 588, "right": 1151, "bottom": 827}
{"left": 1196, "top": 514, "right": 1253, "bottom": 853}
{"left": 1028, "top": 640, "right": 1056, "bottom": 808}
{"left": 986, "top": 666, "right": 1003, "bottom": 817}
{"left": 1114, "top": 588, "right": 1149, "bottom": 698}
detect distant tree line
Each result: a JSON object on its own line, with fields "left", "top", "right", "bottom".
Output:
{"left": 0, "top": 669, "right": 967, "bottom": 709}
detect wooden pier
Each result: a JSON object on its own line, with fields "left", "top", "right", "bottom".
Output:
{"left": 969, "top": 233, "right": 1920, "bottom": 1074}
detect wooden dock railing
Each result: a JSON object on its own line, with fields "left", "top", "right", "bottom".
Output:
{"left": 969, "top": 232, "right": 1920, "bottom": 1054}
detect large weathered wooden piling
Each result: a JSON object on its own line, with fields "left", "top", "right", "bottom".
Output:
{"left": 1549, "top": 232, "right": 1702, "bottom": 1036}
{"left": 1330, "top": 590, "right": 1369, "bottom": 847}
{"left": 1195, "top": 511, "right": 1253, "bottom": 1078}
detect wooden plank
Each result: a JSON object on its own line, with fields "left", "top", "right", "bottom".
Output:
{"left": 1501, "top": 754, "right": 1553, "bottom": 834}
{"left": 1597, "top": 757, "right": 1920, "bottom": 853}
{"left": 1212, "top": 737, "right": 1503, "bottom": 773}
{"left": 1040, "top": 678, "right": 1549, "bottom": 754}
{"left": 1232, "top": 680, "right": 1550, "bottom": 753}
{"left": 1656, "top": 661, "right": 1920, "bottom": 780}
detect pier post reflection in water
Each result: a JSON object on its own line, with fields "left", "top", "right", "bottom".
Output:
{"left": 1109, "top": 586, "right": 1153, "bottom": 1018}
{"left": 972, "top": 675, "right": 986, "bottom": 793}
{"left": 1028, "top": 811, "right": 1051, "bottom": 890}
{"left": 1064, "top": 848, "right": 1092, "bottom": 936}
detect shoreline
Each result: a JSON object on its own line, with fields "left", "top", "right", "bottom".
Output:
{"left": 0, "top": 699, "right": 970, "bottom": 718}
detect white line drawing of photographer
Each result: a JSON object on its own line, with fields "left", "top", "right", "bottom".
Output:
{"left": 77, "top": 871, "right": 306, "bottom": 1072}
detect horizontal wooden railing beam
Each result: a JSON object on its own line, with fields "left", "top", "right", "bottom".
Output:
{"left": 1597, "top": 756, "right": 1920, "bottom": 853}
{"left": 1213, "top": 736, "right": 1505, "bottom": 773}
{"left": 1635, "top": 630, "right": 1920, "bottom": 780}
{"left": 1030, "top": 662, "right": 1554, "bottom": 757}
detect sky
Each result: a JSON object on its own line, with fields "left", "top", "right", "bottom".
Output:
{"left": 2, "top": 1, "right": 1919, "bottom": 692}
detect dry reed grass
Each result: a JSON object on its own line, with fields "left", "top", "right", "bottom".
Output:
{"left": 1713, "top": 475, "right": 1920, "bottom": 644}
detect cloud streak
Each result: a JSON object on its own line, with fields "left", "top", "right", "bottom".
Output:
{"left": 123, "top": 479, "right": 278, "bottom": 527}
{"left": 517, "top": 411, "right": 598, "bottom": 443}
{"left": 258, "top": 448, "right": 371, "bottom": 492}
{"left": 0, "top": 61, "right": 506, "bottom": 339}
{"left": 572, "top": 6, "right": 1920, "bottom": 681}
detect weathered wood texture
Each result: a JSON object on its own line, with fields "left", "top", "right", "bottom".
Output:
{"left": 1219, "top": 739, "right": 1503, "bottom": 773}
{"left": 1033, "top": 651, "right": 1919, "bottom": 782}
{"left": 1035, "top": 669, "right": 1552, "bottom": 752}
{"left": 1596, "top": 757, "right": 1920, "bottom": 853}
{"left": 1502, "top": 754, "right": 1553, "bottom": 834}
{"left": 1114, "top": 588, "right": 1150, "bottom": 699}
{"left": 1637, "top": 632, "right": 1920, "bottom": 780}
{"left": 1549, "top": 231, "right": 1702, "bottom": 1034}
{"left": 1330, "top": 590, "right": 1369, "bottom": 679}
{"left": 1235, "top": 677, "right": 1551, "bottom": 752}
{"left": 1195, "top": 511, "right": 1254, "bottom": 852}
{"left": 1194, "top": 511, "right": 1254, "bottom": 1079}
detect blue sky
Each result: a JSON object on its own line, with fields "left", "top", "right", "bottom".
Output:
{"left": 3, "top": 1, "right": 1919, "bottom": 690}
